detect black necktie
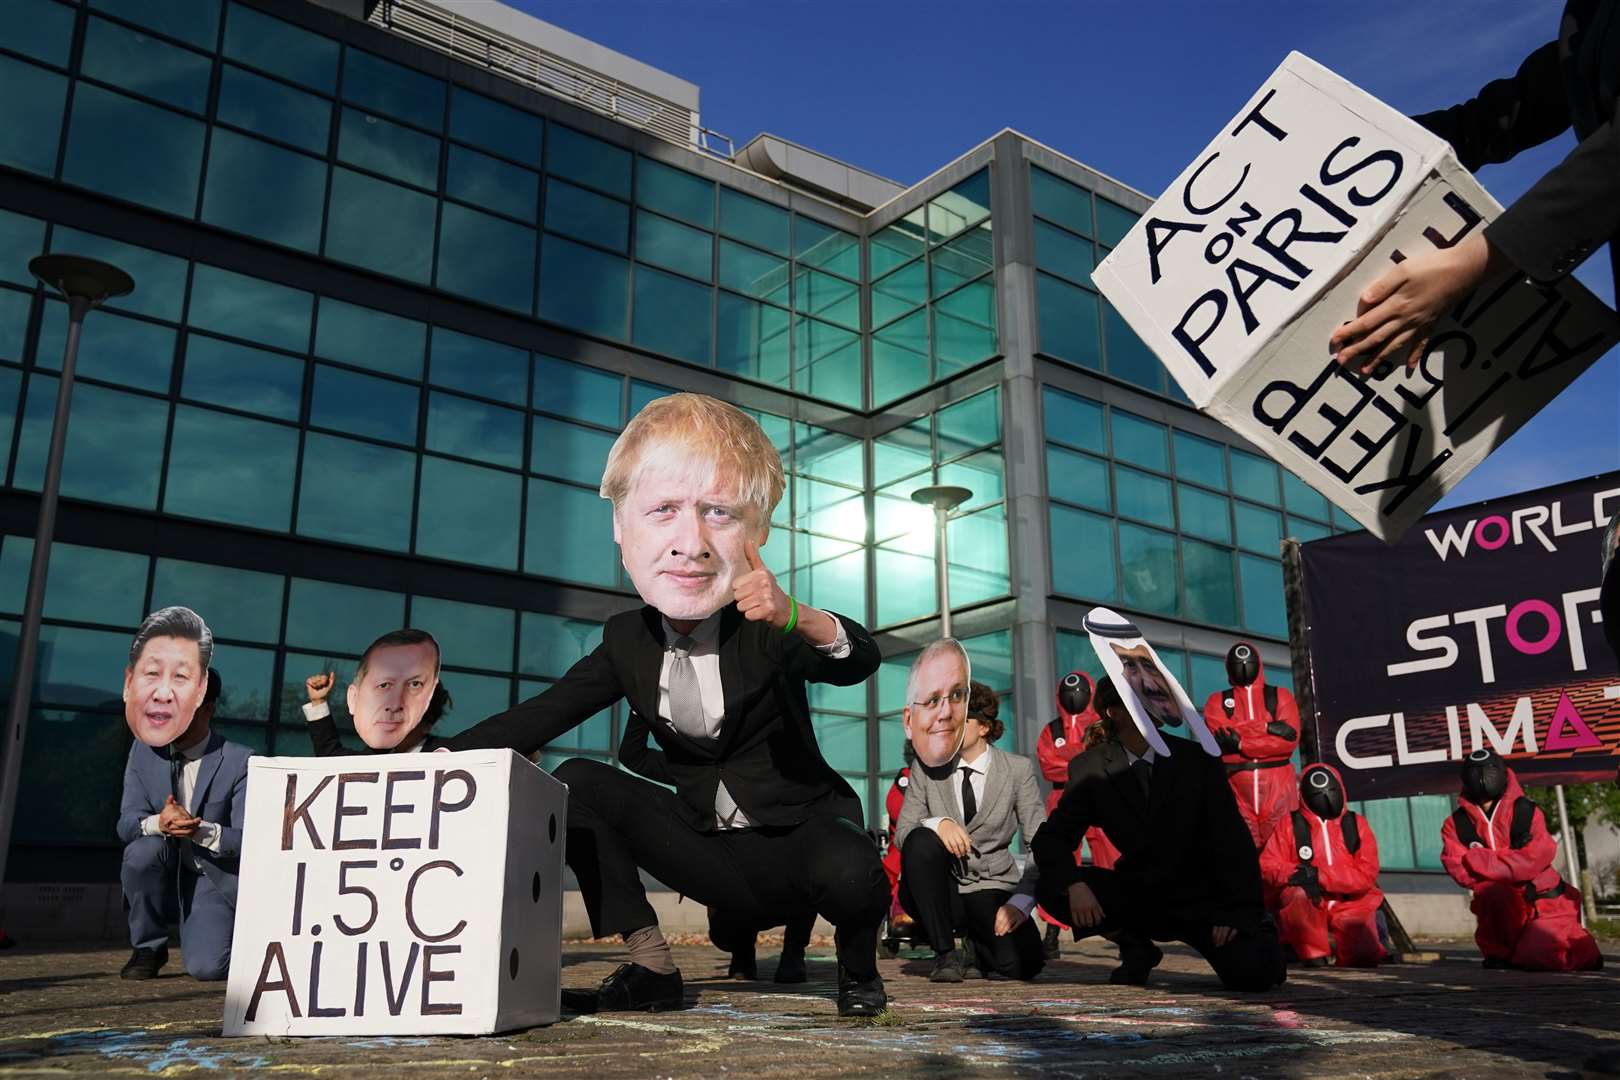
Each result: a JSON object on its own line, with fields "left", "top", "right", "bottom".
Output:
{"left": 1131, "top": 758, "right": 1151, "bottom": 800}
{"left": 169, "top": 748, "right": 183, "bottom": 805}
{"left": 960, "top": 765, "right": 977, "bottom": 825}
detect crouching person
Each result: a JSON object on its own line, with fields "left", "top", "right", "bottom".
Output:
{"left": 117, "top": 607, "right": 251, "bottom": 981}
{"left": 1441, "top": 749, "right": 1601, "bottom": 972}
{"left": 1261, "top": 764, "right": 1386, "bottom": 967}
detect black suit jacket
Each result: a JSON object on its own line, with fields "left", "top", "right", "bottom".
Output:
{"left": 445, "top": 603, "right": 880, "bottom": 830}
{"left": 1031, "top": 736, "right": 1265, "bottom": 933}
{"left": 306, "top": 715, "right": 449, "bottom": 756}
{"left": 1413, "top": 0, "right": 1620, "bottom": 294}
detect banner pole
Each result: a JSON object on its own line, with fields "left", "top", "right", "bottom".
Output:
{"left": 1553, "top": 784, "right": 1585, "bottom": 927}
{"left": 1280, "top": 538, "right": 1320, "bottom": 763}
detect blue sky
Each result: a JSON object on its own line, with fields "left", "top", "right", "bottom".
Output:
{"left": 513, "top": 0, "right": 1616, "bottom": 507}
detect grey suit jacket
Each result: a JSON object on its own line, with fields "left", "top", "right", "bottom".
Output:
{"left": 116, "top": 731, "right": 253, "bottom": 903}
{"left": 893, "top": 744, "right": 1046, "bottom": 899}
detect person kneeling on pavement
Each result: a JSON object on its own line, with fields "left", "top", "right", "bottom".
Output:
{"left": 893, "top": 663, "right": 1046, "bottom": 982}
{"left": 1031, "top": 674, "right": 1285, "bottom": 991}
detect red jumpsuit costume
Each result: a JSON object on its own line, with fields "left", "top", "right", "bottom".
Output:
{"left": 1260, "top": 764, "right": 1386, "bottom": 967}
{"left": 1034, "top": 673, "right": 1118, "bottom": 934}
{"left": 882, "top": 766, "right": 910, "bottom": 918}
{"left": 1440, "top": 749, "right": 1601, "bottom": 972}
{"left": 1203, "top": 643, "right": 1300, "bottom": 849}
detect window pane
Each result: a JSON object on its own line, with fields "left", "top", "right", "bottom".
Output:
{"left": 545, "top": 178, "right": 628, "bottom": 251}
{"left": 716, "top": 292, "right": 790, "bottom": 387}
{"left": 1189, "top": 651, "right": 1228, "bottom": 705}
{"left": 296, "top": 432, "right": 415, "bottom": 552}
{"left": 315, "top": 297, "right": 425, "bottom": 380}
{"left": 0, "top": 538, "right": 146, "bottom": 625}
{"left": 89, "top": 0, "right": 220, "bottom": 50}
{"left": 870, "top": 213, "right": 926, "bottom": 278}
{"left": 532, "top": 354, "right": 619, "bottom": 425}
{"left": 872, "top": 259, "right": 926, "bottom": 327}
{"left": 1, "top": 57, "right": 68, "bottom": 179}
{"left": 871, "top": 308, "right": 928, "bottom": 406}
{"left": 1111, "top": 410, "right": 1168, "bottom": 472}
{"left": 531, "top": 417, "right": 616, "bottom": 486}
{"left": 1360, "top": 797, "right": 1417, "bottom": 871}
{"left": 1283, "top": 471, "right": 1331, "bottom": 522}
{"left": 1103, "top": 301, "right": 1163, "bottom": 393}
{"left": 1173, "top": 430, "right": 1226, "bottom": 489}
{"left": 49, "top": 228, "right": 185, "bottom": 323}
{"left": 6, "top": 0, "right": 75, "bottom": 66}
{"left": 1041, "top": 387, "right": 1105, "bottom": 453}
{"left": 189, "top": 264, "right": 312, "bottom": 352}
{"left": 447, "top": 145, "right": 538, "bottom": 223}
{"left": 164, "top": 405, "right": 297, "bottom": 530}
{"left": 201, "top": 128, "right": 326, "bottom": 252}
{"left": 1037, "top": 273, "right": 1100, "bottom": 369}
{"left": 636, "top": 156, "right": 713, "bottom": 228}
{"left": 546, "top": 124, "right": 630, "bottom": 197}
{"left": 933, "top": 279, "right": 996, "bottom": 373}
{"left": 216, "top": 64, "right": 332, "bottom": 154}
{"left": 14, "top": 378, "right": 166, "bottom": 509}
{"left": 537, "top": 236, "right": 627, "bottom": 340}
{"left": 1118, "top": 522, "right": 1178, "bottom": 615}
{"left": 436, "top": 202, "right": 536, "bottom": 313}
{"left": 632, "top": 265, "right": 711, "bottom": 365}
{"left": 1235, "top": 502, "right": 1283, "bottom": 555}
{"left": 81, "top": 15, "right": 212, "bottom": 114}
{"left": 449, "top": 86, "right": 542, "bottom": 164}
{"left": 947, "top": 505, "right": 1009, "bottom": 606}
{"left": 794, "top": 217, "right": 860, "bottom": 279}
{"left": 62, "top": 83, "right": 204, "bottom": 216}
{"left": 524, "top": 478, "right": 616, "bottom": 586}
{"left": 1287, "top": 516, "right": 1332, "bottom": 543}
{"left": 795, "top": 268, "right": 859, "bottom": 328}
{"left": 1046, "top": 445, "right": 1109, "bottom": 511}
{"left": 1238, "top": 554, "right": 1287, "bottom": 637}
{"left": 416, "top": 456, "right": 520, "bottom": 569}
{"left": 286, "top": 576, "right": 406, "bottom": 654}
{"left": 411, "top": 594, "right": 514, "bottom": 671}
{"left": 339, "top": 106, "right": 439, "bottom": 189}
{"left": 0, "top": 289, "right": 27, "bottom": 363}
{"left": 1096, "top": 199, "right": 1138, "bottom": 247}
{"left": 1049, "top": 504, "right": 1115, "bottom": 602}
{"left": 0, "top": 211, "right": 45, "bottom": 287}
{"left": 636, "top": 211, "right": 712, "bottom": 281}
{"left": 1033, "top": 220, "right": 1093, "bottom": 285}
{"left": 813, "top": 713, "right": 867, "bottom": 774}
{"left": 32, "top": 627, "right": 127, "bottom": 705}
{"left": 1231, "top": 449, "right": 1279, "bottom": 505}
{"left": 310, "top": 364, "right": 418, "bottom": 445}
{"left": 34, "top": 301, "right": 173, "bottom": 393}
{"left": 519, "top": 611, "right": 603, "bottom": 679}
{"left": 875, "top": 541, "right": 934, "bottom": 626}
{"left": 1114, "top": 465, "right": 1173, "bottom": 527}
{"left": 718, "top": 239, "right": 788, "bottom": 304}
{"left": 928, "top": 170, "right": 991, "bottom": 242}
{"left": 629, "top": 379, "right": 675, "bottom": 417}
{"left": 1031, "top": 166, "right": 1092, "bottom": 237}
{"left": 429, "top": 328, "right": 527, "bottom": 405}
{"left": 152, "top": 556, "right": 284, "bottom": 643}
{"left": 325, "top": 167, "right": 436, "bottom": 284}
{"left": 426, "top": 391, "right": 522, "bottom": 468}
{"left": 342, "top": 48, "right": 443, "bottom": 130}
{"left": 938, "top": 389, "right": 999, "bottom": 458}
{"left": 0, "top": 367, "right": 21, "bottom": 473}
{"left": 1179, "top": 486, "right": 1232, "bottom": 543}
{"left": 223, "top": 2, "right": 337, "bottom": 91}
{"left": 1409, "top": 795, "right": 1451, "bottom": 870}
{"left": 931, "top": 224, "right": 992, "bottom": 296}
{"left": 719, "top": 187, "right": 788, "bottom": 255}
{"left": 938, "top": 448, "right": 1002, "bottom": 510}
{"left": 1182, "top": 539, "right": 1236, "bottom": 625}
{"left": 794, "top": 317, "right": 860, "bottom": 408}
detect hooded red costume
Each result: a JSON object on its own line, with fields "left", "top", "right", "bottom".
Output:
{"left": 1203, "top": 643, "right": 1300, "bottom": 849}
{"left": 1260, "top": 764, "right": 1386, "bottom": 967}
{"left": 1035, "top": 673, "right": 1119, "bottom": 931}
{"left": 882, "top": 766, "right": 911, "bottom": 914}
{"left": 1440, "top": 750, "right": 1600, "bottom": 972}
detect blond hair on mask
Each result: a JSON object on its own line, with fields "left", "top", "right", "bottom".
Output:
{"left": 599, "top": 393, "right": 786, "bottom": 525}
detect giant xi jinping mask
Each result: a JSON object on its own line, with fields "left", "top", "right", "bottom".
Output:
{"left": 123, "top": 606, "right": 213, "bottom": 748}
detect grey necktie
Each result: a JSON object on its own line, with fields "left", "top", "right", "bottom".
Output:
{"left": 668, "top": 636, "right": 707, "bottom": 738}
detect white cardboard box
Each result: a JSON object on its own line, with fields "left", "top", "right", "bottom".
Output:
{"left": 1092, "top": 52, "right": 1618, "bottom": 541}
{"left": 222, "top": 750, "right": 566, "bottom": 1036}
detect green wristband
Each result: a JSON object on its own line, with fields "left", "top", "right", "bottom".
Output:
{"left": 781, "top": 595, "right": 799, "bottom": 636}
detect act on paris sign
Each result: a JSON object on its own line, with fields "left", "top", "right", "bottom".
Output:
{"left": 223, "top": 751, "right": 566, "bottom": 1036}
{"left": 1093, "top": 52, "right": 1618, "bottom": 542}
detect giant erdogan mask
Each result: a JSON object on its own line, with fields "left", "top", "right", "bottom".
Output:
{"left": 123, "top": 606, "right": 212, "bottom": 748}
{"left": 1226, "top": 642, "right": 1260, "bottom": 687}
{"left": 1085, "top": 607, "right": 1220, "bottom": 759}
{"left": 1056, "top": 670, "right": 1094, "bottom": 725}
{"left": 346, "top": 631, "right": 442, "bottom": 750}
{"left": 903, "top": 639, "right": 971, "bottom": 769}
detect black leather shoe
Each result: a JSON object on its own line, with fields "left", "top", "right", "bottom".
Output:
{"left": 774, "top": 950, "right": 808, "bottom": 984}
{"left": 1482, "top": 956, "right": 1513, "bottom": 970}
{"left": 1043, "top": 922, "right": 1062, "bottom": 959}
{"left": 120, "top": 946, "right": 168, "bottom": 980}
{"left": 837, "top": 970, "right": 887, "bottom": 1018}
{"left": 1108, "top": 938, "right": 1162, "bottom": 987}
{"left": 1302, "top": 956, "right": 1330, "bottom": 968}
{"left": 928, "top": 948, "right": 967, "bottom": 983}
{"left": 728, "top": 945, "right": 758, "bottom": 981}
{"left": 562, "top": 963, "right": 684, "bottom": 1013}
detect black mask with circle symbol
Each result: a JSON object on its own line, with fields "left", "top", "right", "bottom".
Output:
{"left": 1226, "top": 642, "right": 1260, "bottom": 687}
{"left": 1460, "top": 747, "right": 1508, "bottom": 805}
{"left": 1301, "top": 766, "right": 1344, "bottom": 819}
{"left": 1057, "top": 671, "right": 1092, "bottom": 717}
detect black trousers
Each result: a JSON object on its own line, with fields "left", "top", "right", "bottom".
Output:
{"left": 1034, "top": 865, "right": 1284, "bottom": 992}
{"left": 898, "top": 829, "right": 1045, "bottom": 980}
{"left": 554, "top": 758, "right": 889, "bottom": 979}
{"left": 709, "top": 907, "right": 817, "bottom": 956}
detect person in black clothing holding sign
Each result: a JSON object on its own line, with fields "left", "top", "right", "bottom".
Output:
{"left": 443, "top": 393, "right": 889, "bottom": 1018}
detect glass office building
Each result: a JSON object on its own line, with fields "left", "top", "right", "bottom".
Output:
{"left": 0, "top": 0, "right": 1449, "bottom": 896}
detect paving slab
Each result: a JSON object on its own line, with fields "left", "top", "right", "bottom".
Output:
{"left": 2, "top": 939, "right": 1617, "bottom": 1078}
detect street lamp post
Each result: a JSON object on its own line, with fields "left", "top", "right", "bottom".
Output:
{"left": 910, "top": 485, "right": 973, "bottom": 639}
{"left": 0, "top": 255, "right": 134, "bottom": 899}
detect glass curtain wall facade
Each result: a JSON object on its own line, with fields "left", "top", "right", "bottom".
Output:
{"left": 0, "top": 0, "right": 1443, "bottom": 881}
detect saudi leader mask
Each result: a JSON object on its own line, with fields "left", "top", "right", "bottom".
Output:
{"left": 123, "top": 606, "right": 213, "bottom": 748}
{"left": 903, "top": 639, "right": 971, "bottom": 769}
{"left": 1460, "top": 748, "right": 1508, "bottom": 806}
{"left": 1085, "top": 607, "right": 1221, "bottom": 759}
{"left": 1226, "top": 642, "right": 1260, "bottom": 687}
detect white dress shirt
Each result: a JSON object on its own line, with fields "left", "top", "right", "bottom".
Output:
{"left": 658, "top": 610, "right": 851, "bottom": 830}
{"left": 140, "top": 736, "right": 222, "bottom": 852}
{"left": 923, "top": 744, "right": 1035, "bottom": 915}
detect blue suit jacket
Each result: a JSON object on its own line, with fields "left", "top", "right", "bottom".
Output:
{"left": 116, "top": 731, "right": 253, "bottom": 900}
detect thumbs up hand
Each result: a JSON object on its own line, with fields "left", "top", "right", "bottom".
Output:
{"left": 733, "top": 537, "right": 791, "bottom": 630}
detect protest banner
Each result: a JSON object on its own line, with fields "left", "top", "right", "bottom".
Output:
{"left": 1092, "top": 52, "right": 1618, "bottom": 542}
{"left": 222, "top": 750, "right": 565, "bottom": 1036}
{"left": 1296, "top": 473, "right": 1619, "bottom": 799}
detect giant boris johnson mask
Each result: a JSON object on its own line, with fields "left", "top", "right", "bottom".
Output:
{"left": 123, "top": 605, "right": 213, "bottom": 748}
